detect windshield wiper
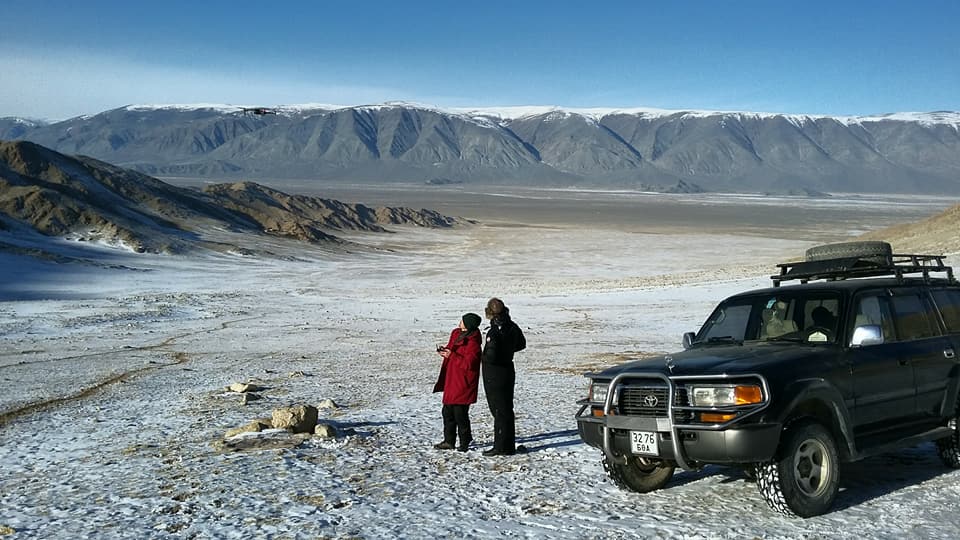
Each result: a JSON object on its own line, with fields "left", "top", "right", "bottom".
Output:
{"left": 766, "top": 335, "right": 804, "bottom": 343}
{"left": 703, "top": 336, "right": 743, "bottom": 346}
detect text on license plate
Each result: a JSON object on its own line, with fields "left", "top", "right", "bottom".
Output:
{"left": 630, "top": 430, "right": 658, "bottom": 455}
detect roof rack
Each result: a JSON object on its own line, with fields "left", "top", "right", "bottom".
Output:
{"left": 771, "top": 253, "right": 955, "bottom": 287}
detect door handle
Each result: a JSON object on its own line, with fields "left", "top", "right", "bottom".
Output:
{"left": 946, "top": 348, "right": 956, "bottom": 359}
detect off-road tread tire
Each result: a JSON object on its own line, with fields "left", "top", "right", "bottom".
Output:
{"left": 935, "top": 404, "right": 960, "bottom": 468}
{"left": 602, "top": 455, "right": 675, "bottom": 494}
{"left": 755, "top": 460, "right": 792, "bottom": 515}
{"left": 804, "top": 241, "right": 892, "bottom": 265}
{"left": 755, "top": 421, "right": 839, "bottom": 518}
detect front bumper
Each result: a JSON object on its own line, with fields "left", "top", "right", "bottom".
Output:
{"left": 576, "top": 414, "right": 781, "bottom": 464}
{"left": 577, "top": 371, "right": 777, "bottom": 468}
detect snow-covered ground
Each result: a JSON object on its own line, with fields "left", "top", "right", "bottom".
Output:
{"left": 2, "top": 194, "right": 960, "bottom": 539}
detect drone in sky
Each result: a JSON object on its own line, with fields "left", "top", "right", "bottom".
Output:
{"left": 238, "top": 107, "right": 278, "bottom": 116}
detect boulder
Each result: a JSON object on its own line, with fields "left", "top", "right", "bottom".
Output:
{"left": 227, "top": 382, "right": 263, "bottom": 393}
{"left": 317, "top": 398, "right": 339, "bottom": 410}
{"left": 271, "top": 405, "right": 318, "bottom": 434}
{"left": 314, "top": 422, "right": 339, "bottom": 438}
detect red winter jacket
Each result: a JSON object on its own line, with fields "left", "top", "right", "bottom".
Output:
{"left": 433, "top": 328, "right": 482, "bottom": 405}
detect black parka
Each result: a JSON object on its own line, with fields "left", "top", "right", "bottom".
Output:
{"left": 481, "top": 314, "right": 526, "bottom": 368}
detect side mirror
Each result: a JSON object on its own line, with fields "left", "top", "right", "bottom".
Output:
{"left": 850, "top": 325, "right": 883, "bottom": 347}
{"left": 682, "top": 332, "right": 696, "bottom": 350}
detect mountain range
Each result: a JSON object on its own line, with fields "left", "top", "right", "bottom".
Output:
{"left": 0, "top": 140, "right": 460, "bottom": 257}
{"left": 2, "top": 103, "right": 960, "bottom": 194}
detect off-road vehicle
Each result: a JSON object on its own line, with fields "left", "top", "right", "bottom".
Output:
{"left": 576, "top": 241, "right": 960, "bottom": 517}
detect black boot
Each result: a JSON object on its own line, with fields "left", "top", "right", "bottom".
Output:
{"left": 433, "top": 441, "right": 455, "bottom": 450}
{"left": 457, "top": 431, "right": 472, "bottom": 452}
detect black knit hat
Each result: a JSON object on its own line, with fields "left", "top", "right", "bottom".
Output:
{"left": 462, "top": 313, "right": 482, "bottom": 332}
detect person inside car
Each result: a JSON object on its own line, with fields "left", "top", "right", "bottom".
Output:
{"left": 806, "top": 306, "right": 837, "bottom": 342}
{"left": 760, "top": 299, "right": 797, "bottom": 339}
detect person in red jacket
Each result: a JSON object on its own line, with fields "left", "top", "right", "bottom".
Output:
{"left": 433, "top": 313, "right": 483, "bottom": 452}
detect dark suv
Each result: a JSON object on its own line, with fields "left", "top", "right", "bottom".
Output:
{"left": 576, "top": 241, "right": 960, "bottom": 517}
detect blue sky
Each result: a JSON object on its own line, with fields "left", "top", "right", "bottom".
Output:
{"left": 1, "top": 0, "right": 958, "bottom": 120}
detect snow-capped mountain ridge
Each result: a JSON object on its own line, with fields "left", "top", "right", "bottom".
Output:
{"left": 111, "top": 102, "right": 960, "bottom": 127}
{"left": 5, "top": 102, "right": 960, "bottom": 194}
{"left": 6, "top": 103, "right": 959, "bottom": 138}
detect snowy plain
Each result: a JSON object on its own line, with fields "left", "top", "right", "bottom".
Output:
{"left": 2, "top": 190, "right": 960, "bottom": 539}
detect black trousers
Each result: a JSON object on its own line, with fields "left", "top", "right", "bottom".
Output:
{"left": 483, "top": 363, "right": 516, "bottom": 452}
{"left": 441, "top": 404, "right": 472, "bottom": 445}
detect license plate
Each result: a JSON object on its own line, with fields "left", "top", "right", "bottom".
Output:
{"left": 630, "top": 430, "right": 659, "bottom": 455}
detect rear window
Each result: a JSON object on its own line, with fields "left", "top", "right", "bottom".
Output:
{"left": 931, "top": 289, "right": 960, "bottom": 333}
{"left": 889, "top": 293, "right": 939, "bottom": 341}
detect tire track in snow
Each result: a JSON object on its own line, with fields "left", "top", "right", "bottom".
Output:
{"left": 0, "top": 351, "right": 189, "bottom": 428}
{"left": 0, "top": 315, "right": 264, "bottom": 370}
{"left": 0, "top": 315, "right": 264, "bottom": 427}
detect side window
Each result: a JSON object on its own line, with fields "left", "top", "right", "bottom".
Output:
{"left": 852, "top": 293, "right": 896, "bottom": 342}
{"left": 890, "top": 292, "right": 939, "bottom": 341}
{"left": 931, "top": 289, "right": 960, "bottom": 333}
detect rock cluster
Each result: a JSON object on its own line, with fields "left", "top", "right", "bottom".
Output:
{"left": 224, "top": 402, "right": 342, "bottom": 441}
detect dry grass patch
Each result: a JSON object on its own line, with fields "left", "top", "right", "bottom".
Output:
{"left": 539, "top": 350, "right": 665, "bottom": 375}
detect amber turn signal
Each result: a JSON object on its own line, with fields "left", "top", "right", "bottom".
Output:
{"left": 734, "top": 385, "right": 763, "bottom": 405}
{"left": 701, "top": 412, "right": 737, "bottom": 423}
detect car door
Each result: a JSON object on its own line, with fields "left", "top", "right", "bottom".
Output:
{"left": 922, "top": 288, "right": 960, "bottom": 418}
{"left": 847, "top": 290, "right": 918, "bottom": 434}
{"left": 887, "top": 288, "right": 955, "bottom": 424}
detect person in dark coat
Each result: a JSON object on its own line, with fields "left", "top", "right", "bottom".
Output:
{"left": 480, "top": 298, "right": 526, "bottom": 456}
{"left": 433, "top": 313, "right": 483, "bottom": 452}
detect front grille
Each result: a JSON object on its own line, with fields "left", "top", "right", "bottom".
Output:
{"left": 619, "top": 386, "right": 668, "bottom": 416}
{"left": 618, "top": 385, "right": 691, "bottom": 422}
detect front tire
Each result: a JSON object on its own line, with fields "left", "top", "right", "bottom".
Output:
{"left": 756, "top": 421, "right": 840, "bottom": 518}
{"left": 602, "top": 455, "right": 675, "bottom": 493}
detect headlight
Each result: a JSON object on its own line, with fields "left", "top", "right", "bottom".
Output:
{"left": 588, "top": 381, "right": 610, "bottom": 403}
{"left": 689, "top": 385, "right": 762, "bottom": 406}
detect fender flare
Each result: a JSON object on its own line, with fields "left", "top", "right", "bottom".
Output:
{"left": 769, "top": 378, "right": 856, "bottom": 461}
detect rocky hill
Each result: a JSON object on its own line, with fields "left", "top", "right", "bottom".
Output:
{"left": 4, "top": 104, "right": 960, "bottom": 194}
{"left": 0, "top": 140, "right": 462, "bottom": 255}
{"left": 859, "top": 203, "right": 960, "bottom": 255}
{"left": 202, "top": 181, "right": 457, "bottom": 242}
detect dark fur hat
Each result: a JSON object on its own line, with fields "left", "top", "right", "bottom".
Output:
{"left": 485, "top": 298, "right": 507, "bottom": 320}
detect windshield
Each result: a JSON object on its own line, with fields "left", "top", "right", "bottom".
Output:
{"left": 695, "top": 292, "right": 842, "bottom": 345}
